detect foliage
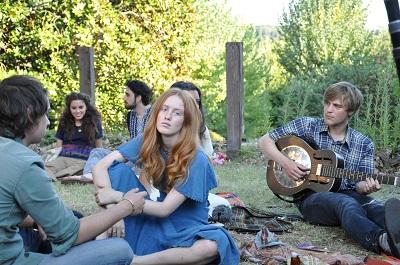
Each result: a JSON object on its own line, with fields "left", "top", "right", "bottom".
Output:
{"left": 1, "top": 0, "right": 400, "bottom": 150}
{"left": 0, "top": 0, "right": 196, "bottom": 132}
{"left": 242, "top": 28, "right": 274, "bottom": 138}
{"left": 187, "top": 0, "right": 245, "bottom": 135}
{"left": 353, "top": 64, "right": 400, "bottom": 150}
{"left": 187, "top": 2, "right": 274, "bottom": 137}
{"left": 0, "top": 0, "right": 271, "bottom": 139}
{"left": 92, "top": 0, "right": 197, "bottom": 131}
{"left": 266, "top": 0, "right": 400, "bottom": 150}
{"left": 274, "top": 0, "right": 373, "bottom": 76}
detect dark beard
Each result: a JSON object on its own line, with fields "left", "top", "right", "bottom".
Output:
{"left": 126, "top": 103, "right": 136, "bottom": 110}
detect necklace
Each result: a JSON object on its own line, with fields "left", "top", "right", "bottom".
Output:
{"left": 77, "top": 126, "right": 82, "bottom": 133}
{"left": 160, "top": 148, "right": 169, "bottom": 158}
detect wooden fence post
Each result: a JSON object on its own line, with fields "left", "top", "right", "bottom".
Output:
{"left": 226, "top": 42, "right": 244, "bottom": 158}
{"left": 78, "top": 46, "right": 95, "bottom": 104}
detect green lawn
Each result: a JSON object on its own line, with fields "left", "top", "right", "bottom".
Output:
{"left": 54, "top": 144, "right": 400, "bottom": 264}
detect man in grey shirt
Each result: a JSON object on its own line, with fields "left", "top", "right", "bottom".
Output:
{"left": 0, "top": 75, "right": 146, "bottom": 265}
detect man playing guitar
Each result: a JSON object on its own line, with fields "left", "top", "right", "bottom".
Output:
{"left": 259, "top": 81, "right": 400, "bottom": 257}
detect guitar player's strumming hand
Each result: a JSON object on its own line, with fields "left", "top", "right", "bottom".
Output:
{"left": 355, "top": 177, "right": 381, "bottom": 195}
{"left": 282, "top": 157, "right": 308, "bottom": 181}
{"left": 259, "top": 134, "right": 308, "bottom": 181}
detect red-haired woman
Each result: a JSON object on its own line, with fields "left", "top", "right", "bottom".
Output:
{"left": 93, "top": 89, "right": 239, "bottom": 265}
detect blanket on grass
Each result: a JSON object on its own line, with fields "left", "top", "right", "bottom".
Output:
{"left": 240, "top": 241, "right": 365, "bottom": 265}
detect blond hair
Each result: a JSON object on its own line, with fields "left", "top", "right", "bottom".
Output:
{"left": 324, "top": 81, "right": 363, "bottom": 115}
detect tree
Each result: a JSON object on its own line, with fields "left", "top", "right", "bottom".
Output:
{"left": 274, "top": 0, "right": 373, "bottom": 76}
{"left": 186, "top": 0, "right": 245, "bottom": 135}
{"left": 187, "top": 1, "right": 273, "bottom": 137}
{"left": 0, "top": 0, "right": 196, "bottom": 131}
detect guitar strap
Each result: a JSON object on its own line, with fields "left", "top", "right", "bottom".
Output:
{"left": 273, "top": 193, "right": 300, "bottom": 203}
{"left": 273, "top": 190, "right": 311, "bottom": 203}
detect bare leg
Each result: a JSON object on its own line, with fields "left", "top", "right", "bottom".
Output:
{"left": 132, "top": 239, "right": 218, "bottom": 265}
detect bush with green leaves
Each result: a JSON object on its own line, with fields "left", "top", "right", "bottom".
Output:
{"left": 274, "top": 0, "right": 373, "bottom": 77}
{"left": 266, "top": 60, "right": 400, "bottom": 150}
{"left": 264, "top": 0, "right": 400, "bottom": 150}
{"left": 1, "top": 0, "right": 399, "bottom": 151}
{"left": 0, "top": 0, "right": 196, "bottom": 132}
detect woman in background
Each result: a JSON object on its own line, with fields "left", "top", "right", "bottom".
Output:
{"left": 170, "top": 81, "right": 213, "bottom": 157}
{"left": 46, "top": 92, "right": 103, "bottom": 182}
{"left": 170, "top": 81, "right": 230, "bottom": 218}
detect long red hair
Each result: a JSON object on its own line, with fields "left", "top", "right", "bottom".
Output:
{"left": 138, "top": 89, "right": 201, "bottom": 192}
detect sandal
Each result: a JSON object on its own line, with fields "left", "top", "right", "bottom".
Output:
{"left": 59, "top": 173, "right": 93, "bottom": 184}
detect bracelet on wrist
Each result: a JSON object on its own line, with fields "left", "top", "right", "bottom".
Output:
{"left": 122, "top": 198, "right": 136, "bottom": 214}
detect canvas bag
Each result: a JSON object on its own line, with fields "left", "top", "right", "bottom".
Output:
{"left": 224, "top": 205, "right": 302, "bottom": 233}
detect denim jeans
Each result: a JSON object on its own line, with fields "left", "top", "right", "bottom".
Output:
{"left": 39, "top": 238, "right": 133, "bottom": 265}
{"left": 19, "top": 227, "right": 50, "bottom": 253}
{"left": 20, "top": 210, "right": 83, "bottom": 254}
{"left": 297, "top": 190, "right": 385, "bottom": 253}
{"left": 84, "top": 148, "right": 135, "bottom": 175}
{"left": 83, "top": 148, "right": 112, "bottom": 174}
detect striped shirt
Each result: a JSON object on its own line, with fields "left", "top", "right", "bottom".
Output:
{"left": 127, "top": 107, "right": 152, "bottom": 139}
{"left": 268, "top": 117, "right": 374, "bottom": 190}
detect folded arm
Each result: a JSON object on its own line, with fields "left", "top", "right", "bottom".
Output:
{"left": 96, "top": 187, "right": 186, "bottom": 218}
{"left": 75, "top": 189, "right": 146, "bottom": 244}
{"left": 92, "top": 150, "right": 126, "bottom": 189}
{"left": 143, "top": 188, "right": 186, "bottom": 217}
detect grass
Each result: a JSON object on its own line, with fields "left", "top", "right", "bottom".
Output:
{"left": 54, "top": 143, "right": 400, "bottom": 264}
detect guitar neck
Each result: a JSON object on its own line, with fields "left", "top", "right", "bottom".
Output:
{"left": 319, "top": 165, "right": 399, "bottom": 186}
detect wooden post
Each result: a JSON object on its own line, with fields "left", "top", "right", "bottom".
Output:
{"left": 226, "top": 42, "right": 244, "bottom": 159}
{"left": 78, "top": 46, "right": 95, "bottom": 104}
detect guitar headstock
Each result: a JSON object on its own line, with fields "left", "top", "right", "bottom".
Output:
{"left": 394, "top": 173, "right": 400, "bottom": 187}
{"left": 376, "top": 171, "right": 400, "bottom": 187}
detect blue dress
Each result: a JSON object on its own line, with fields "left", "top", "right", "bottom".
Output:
{"left": 108, "top": 136, "right": 239, "bottom": 265}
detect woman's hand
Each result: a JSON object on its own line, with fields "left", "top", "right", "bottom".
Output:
{"left": 95, "top": 187, "right": 124, "bottom": 206}
{"left": 355, "top": 177, "right": 381, "bottom": 194}
{"left": 96, "top": 231, "right": 108, "bottom": 240}
{"left": 107, "top": 219, "right": 125, "bottom": 238}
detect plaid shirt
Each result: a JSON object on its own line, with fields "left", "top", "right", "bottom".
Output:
{"left": 268, "top": 117, "right": 374, "bottom": 190}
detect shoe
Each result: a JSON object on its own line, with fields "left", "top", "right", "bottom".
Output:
{"left": 385, "top": 198, "right": 400, "bottom": 258}
{"left": 59, "top": 174, "right": 92, "bottom": 184}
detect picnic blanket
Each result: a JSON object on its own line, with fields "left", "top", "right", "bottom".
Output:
{"left": 215, "top": 191, "right": 246, "bottom": 207}
{"left": 240, "top": 240, "right": 365, "bottom": 265}
{"left": 364, "top": 255, "right": 400, "bottom": 265}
